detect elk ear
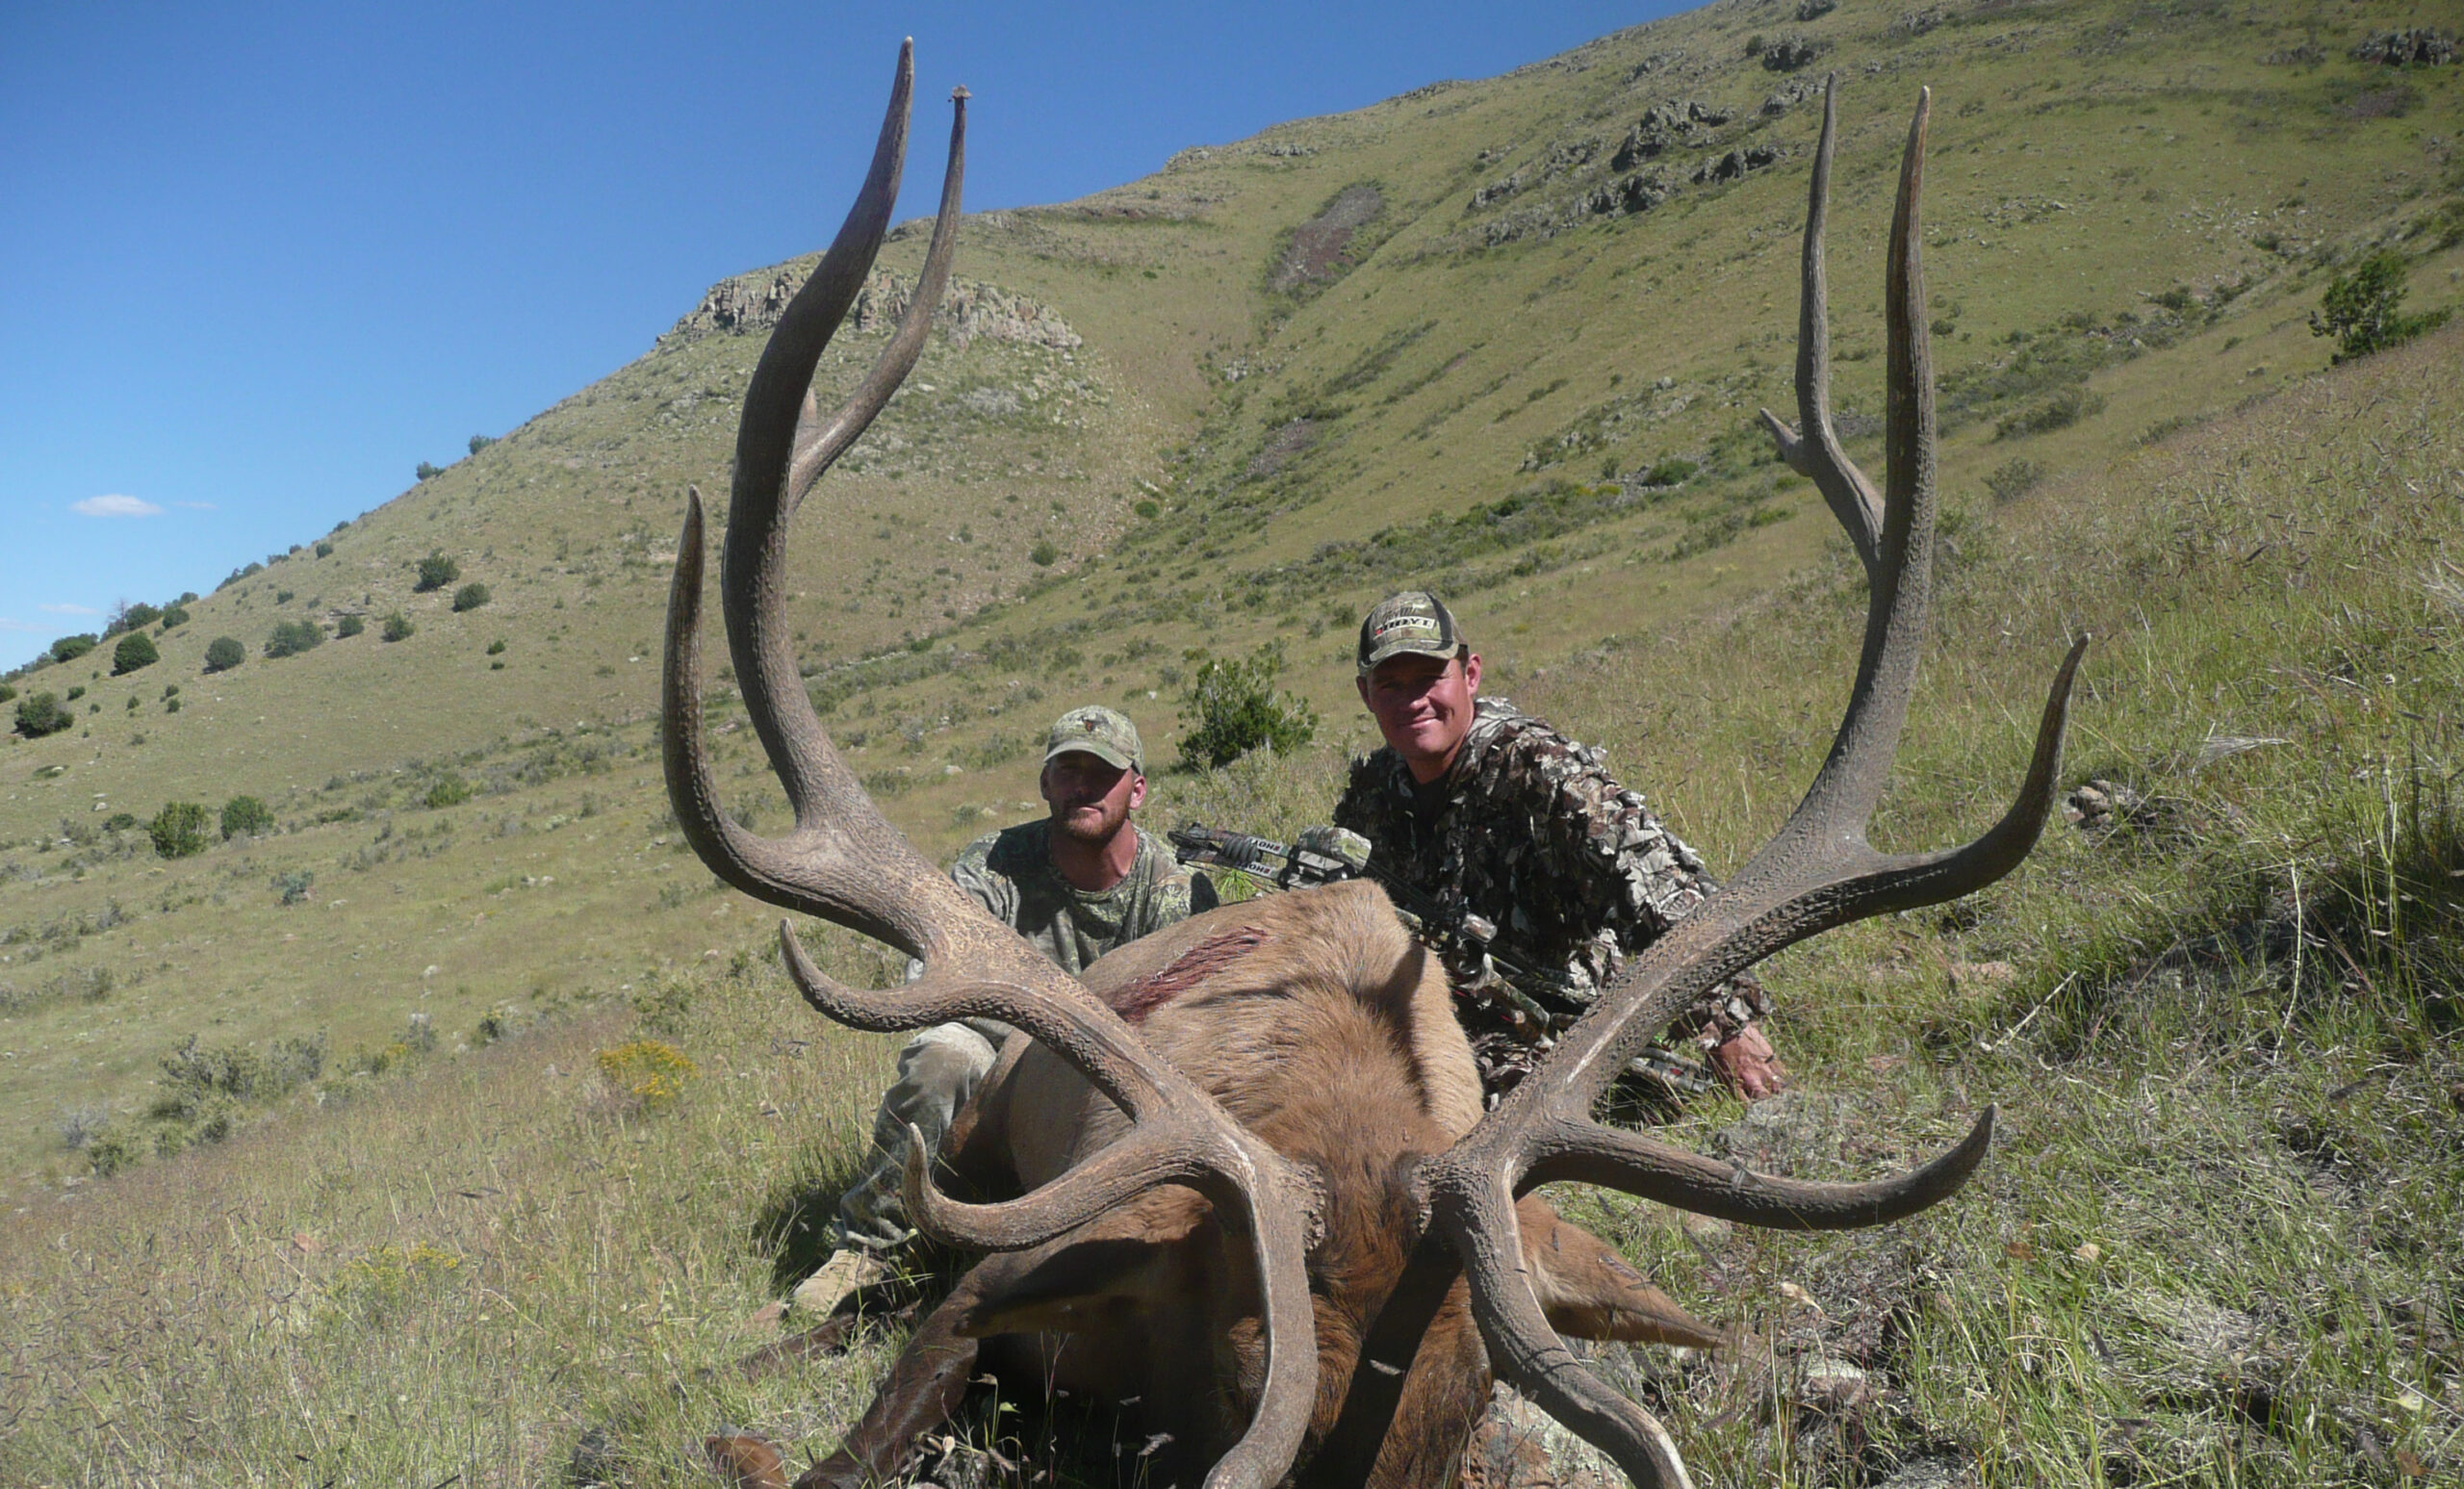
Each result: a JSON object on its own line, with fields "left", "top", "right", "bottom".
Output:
{"left": 1515, "top": 1196, "right": 1723, "bottom": 1349}
{"left": 957, "top": 1190, "right": 1213, "bottom": 1338}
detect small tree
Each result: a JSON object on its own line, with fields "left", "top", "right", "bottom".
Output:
{"left": 381, "top": 612, "right": 415, "bottom": 643}
{"left": 413, "top": 552, "right": 460, "bottom": 591}
{"left": 50, "top": 634, "right": 96, "bottom": 664}
{"left": 13, "top": 692, "right": 72, "bottom": 738}
{"left": 112, "top": 632, "right": 159, "bottom": 676}
{"left": 117, "top": 603, "right": 162, "bottom": 632}
{"left": 2310, "top": 249, "right": 2451, "bottom": 363}
{"left": 147, "top": 802, "right": 212, "bottom": 859}
{"left": 415, "top": 460, "right": 444, "bottom": 481}
{"left": 0, "top": 683, "right": 15, "bottom": 704}
{"left": 203, "top": 636, "right": 245, "bottom": 673}
{"left": 220, "top": 795, "right": 275, "bottom": 840}
{"left": 314, "top": 540, "right": 334, "bottom": 558}
{"left": 468, "top": 433, "right": 498, "bottom": 455}
{"left": 336, "top": 613, "right": 366, "bottom": 638}
{"left": 450, "top": 582, "right": 491, "bottom": 613}
{"left": 1176, "top": 641, "right": 1320, "bottom": 770}
{"left": 264, "top": 619, "right": 324, "bottom": 658}
{"left": 157, "top": 603, "right": 190, "bottom": 630}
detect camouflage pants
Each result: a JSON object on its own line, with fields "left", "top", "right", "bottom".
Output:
{"left": 830, "top": 1020, "right": 1010, "bottom": 1252}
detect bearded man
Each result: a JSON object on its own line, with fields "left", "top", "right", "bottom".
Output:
{"left": 795, "top": 705, "right": 1210, "bottom": 1314}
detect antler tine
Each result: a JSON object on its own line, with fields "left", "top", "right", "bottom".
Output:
{"left": 1758, "top": 75, "right": 1886, "bottom": 578}
{"left": 1525, "top": 1103, "right": 1997, "bottom": 1230}
{"left": 783, "top": 88, "right": 969, "bottom": 511}
{"left": 1430, "top": 1174, "right": 1696, "bottom": 1489}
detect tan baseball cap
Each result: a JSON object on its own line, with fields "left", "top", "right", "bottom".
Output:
{"left": 1043, "top": 705, "right": 1144, "bottom": 774}
{"left": 1357, "top": 590, "right": 1469, "bottom": 674}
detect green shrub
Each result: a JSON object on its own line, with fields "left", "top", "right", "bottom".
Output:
{"left": 84, "top": 1124, "right": 144, "bottom": 1178}
{"left": 66, "top": 685, "right": 86, "bottom": 702}
{"left": 264, "top": 619, "right": 323, "bottom": 658}
{"left": 157, "top": 604, "right": 190, "bottom": 630}
{"left": 13, "top": 692, "right": 71, "bottom": 738}
{"left": 1176, "top": 641, "right": 1320, "bottom": 770}
{"left": 415, "top": 460, "right": 443, "bottom": 481}
{"left": 381, "top": 612, "right": 415, "bottom": 643}
{"left": 336, "top": 613, "right": 365, "bottom": 638}
{"left": 413, "top": 552, "right": 459, "bottom": 592}
{"left": 314, "top": 540, "right": 334, "bottom": 558}
{"left": 1994, "top": 384, "right": 2106, "bottom": 440}
{"left": 1641, "top": 457, "right": 1700, "bottom": 487}
{"left": 486, "top": 638, "right": 506, "bottom": 655}
{"left": 468, "top": 433, "right": 498, "bottom": 455}
{"left": 424, "top": 775, "right": 473, "bottom": 809}
{"left": 1030, "top": 538, "right": 1061, "bottom": 567}
{"left": 273, "top": 869, "right": 315, "bottom": 906}
{"left": 220, "top": 795, "right": 274, "bottom": 840}
{"left": 111, "top": 631, "right": 159, "bottom": 675}
{"left": 203, "top": 636, "right": 245, "bottom": 673}
{"left": 0, "top": 682, "right": 14, "bottom": 704}
{"left": 116, "top": 603, "right": 162, "bottom": 632}
{"left": 147, "top": 802, "right": 212, "bottom": 859}
{"left": 102, "top": 811, "right": 138, "bottom": 832}
{"left": 2310, "top": 249, "right": 2451, "bottom": 363}
{"left": 50, "top": 634, "right": 96, "bottom": 664}
{"left": 450, "top": 582, "right": 491, "bottom": 612}
{"left": 1985, "top": 458, "right": 2048, "bottom": 503}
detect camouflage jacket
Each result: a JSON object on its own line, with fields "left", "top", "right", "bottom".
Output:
{"left": 950, "top": 820, "right": 1213, "bottom": 976}
{"left": 1332, "top": 698, "right": 1770, "bottom": 1077}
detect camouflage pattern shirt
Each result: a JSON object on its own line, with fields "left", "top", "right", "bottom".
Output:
{"left": 950, "top": 820, "right": 1212, "bottom": 976}
{"left": 1332, "top": 697, "right": 1771, "bottom": 1095}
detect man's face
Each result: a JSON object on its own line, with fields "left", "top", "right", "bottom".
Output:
{"left": 1356, "top": 651, "right": 1482, "bottom": 781}
{"left": 1040, "top": 751, "right": 1146, "bottom": 844}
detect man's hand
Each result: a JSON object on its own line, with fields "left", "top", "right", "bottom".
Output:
{"left": 1709, "top": 1022, "right": 1789, "bottom": 1100}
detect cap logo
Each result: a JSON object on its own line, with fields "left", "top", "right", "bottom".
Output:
{"left": 1372, "top": 615, "right": 1442, "bottom": 643}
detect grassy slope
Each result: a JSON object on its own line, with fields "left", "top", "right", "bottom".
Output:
{"left": 5, "top": 293, "right": 2456, "bottom": 1489}
{"left": 1, "top": 0, "right": 2461, "bottom": 1478}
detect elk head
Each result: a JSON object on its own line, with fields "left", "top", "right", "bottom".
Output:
{"left": 662, "top": 47, "right": 2085, "bottom": 1489}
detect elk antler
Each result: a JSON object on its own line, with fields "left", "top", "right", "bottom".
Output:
{"left": 660, "top": 44, "right": 1322, "bottom": 1489}
{"left": 1315, "top": 81, "right": 2089, "bottom": 1489}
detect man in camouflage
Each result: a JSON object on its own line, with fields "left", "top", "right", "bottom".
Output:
{"left": 794, "top": 705, "right": 1211, "bottom": 1316}
{"left": 1333, "top": 590, "right": 1787, "bottom": 1103}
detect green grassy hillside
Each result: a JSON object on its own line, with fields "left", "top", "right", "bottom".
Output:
{"left": 2, "top": 0, "right": 2461, "bottom": 1480}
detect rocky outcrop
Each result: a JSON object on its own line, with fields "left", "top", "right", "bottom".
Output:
{"left": 660, "top": 266, "right": 1081, "bottom": 350}
{"left": 1692, "top": 143, "right": 1784, "bottom": 186}
{"left": 1760, "top": 35, "right": 1828, "bottom": 71}
{"left": 1612, "top": 100, "right": 1731, "bottom": 170}
{"left": 2350, "top": 28, "right": 2455, "bottom": 65}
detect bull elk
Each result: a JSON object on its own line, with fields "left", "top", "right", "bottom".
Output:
{"left": 663, "top": 43, "right": 2088, "bottom": 1489}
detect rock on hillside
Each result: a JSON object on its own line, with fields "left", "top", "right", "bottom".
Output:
{"left": 661, "top": 263, "right": 1082, "bottom": 350}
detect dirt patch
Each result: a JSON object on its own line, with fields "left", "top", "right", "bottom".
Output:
{"left": 1270, "top": 185, "right": 1384, "bottom": 293}
{"left": 1248, "top": 419, "right": 1322, "bottom": 477}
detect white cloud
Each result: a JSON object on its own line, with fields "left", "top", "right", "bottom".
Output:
{"left": 72, "top": 493, "right": 164, "bottom": 518}
{"left": 175, "top": 501, "right": 217, "bottom": 511}
{"left": 39, "top": 603, "right": 102, "bottom": 616}
{"left": 0, "top": 617, "right": 34, "bottom": 632}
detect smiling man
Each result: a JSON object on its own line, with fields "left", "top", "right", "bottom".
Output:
{"left": 1334, "top": 590, "right": 1787, "bottom": 1105}
{"left": 796, "top": 705, "right": 1211, "bottom": 1316}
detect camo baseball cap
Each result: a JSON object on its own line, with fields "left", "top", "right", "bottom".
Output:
{"left": 1357, "top": 590, "right": 1469, "bottom": 675}
{"left": 1043, "top": 706, "right": 1144, "bottom": 774}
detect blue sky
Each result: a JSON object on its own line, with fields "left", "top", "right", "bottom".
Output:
{"left": 0, "top": 1, "right": 1684, "bottom": 673}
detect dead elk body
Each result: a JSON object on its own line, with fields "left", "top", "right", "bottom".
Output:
{"left": 663, "top": 43, "right": 2087, "bottom": 1489}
